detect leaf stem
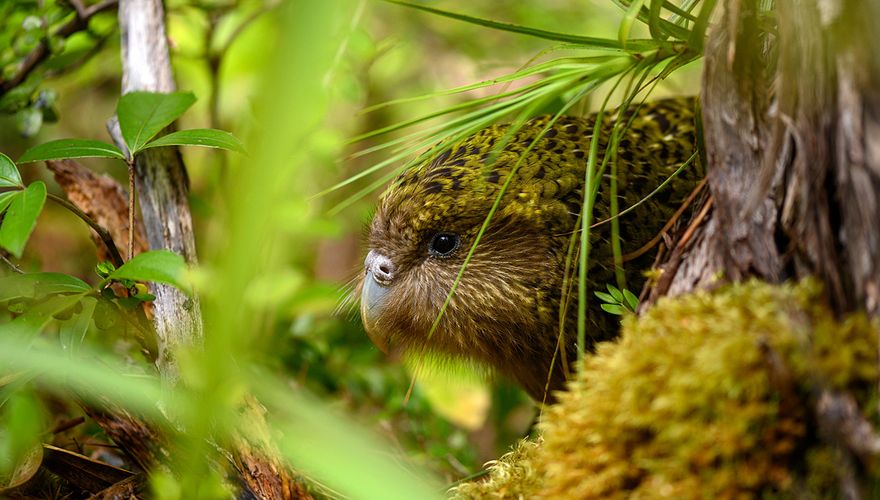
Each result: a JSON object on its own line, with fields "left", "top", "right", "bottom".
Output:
{"left": 46, "top": 193, "right": 125, "bottom": 267}
{"left": 127, "top": 160, "right": 135, "bottom": 261}
{"left": 0, "top": 252, "right": 24, "bottom": 273}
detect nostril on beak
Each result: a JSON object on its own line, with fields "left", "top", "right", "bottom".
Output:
{"left": 365, "top": 250, "right": 395, "bottom": 284}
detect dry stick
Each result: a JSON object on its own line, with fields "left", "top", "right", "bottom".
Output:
{"left": 637, "top": 239, "right": 669, "bottom": 306}
{"left": 47, "top": 193, "right": 125, "bottom": 268}
{"left": 650, "top": 196, "right": 714, "bottom": 302}
{"left": 621, "top": 177, "right": 708, "bottom": 263}
{"left": 51, "top": 416, "right": 86, "bottom": 435}
{"left": 673, "top": 196, "right": 713, "bottom": 253}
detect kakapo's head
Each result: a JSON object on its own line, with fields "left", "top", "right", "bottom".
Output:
{"left": 356, "top": 98, "right": 701, "bottom": 400}
{"left": 358, "top": 118, "right": 590, "bottom": 399}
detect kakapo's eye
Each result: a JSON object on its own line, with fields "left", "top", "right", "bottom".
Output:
{"left": 428, "top": 232, "right": 460, "bottom": 257}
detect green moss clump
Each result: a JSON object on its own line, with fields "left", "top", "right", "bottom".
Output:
{"left": 536, "top": 280, "right": 878, "bottom": 498}
{"left": 450, "top": 280, "right": 879, "bottom": 498}
{"left": 449, "top": 438, "right": 543, "bottom": 499}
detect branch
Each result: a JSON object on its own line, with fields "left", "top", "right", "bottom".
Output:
{"left": 47, "top": 193, "right": 125, "bottom": 268}
{"left": 0, "top": 0, "right": 118, "bottom": 95}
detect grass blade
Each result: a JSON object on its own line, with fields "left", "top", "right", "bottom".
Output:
{"left": 384, "top": 0, "right": 661, "bottom": 51}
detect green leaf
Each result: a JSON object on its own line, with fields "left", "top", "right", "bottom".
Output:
{"left": 687, "top": 0, "right": 717, "bottom": 53}
{"left": 619, "top": 0, "right": 649, "bottom": 46}
{"left": 92, "top": 299, "right": 119, "bottom": 330}
{"left": 117, "top": 91, "right": 196, "bottom": 155}
{"left": 0, "top": 152, "right": 23, "bottom": 187}
{"left": 594, "top": 291, "right": 617, "bottom": 304}
{"left": 143, "top": 128, "right": 246, "bottom": 154}
{"left": 18, "top": 139, "right": 125, "bottom": 163}
{"left": 0, "top": 191, "right": 18, "bottom": 214}
{"left": 110, "top": 250, "right": 187, "bottom": 290}
{"left": 0, "top": 273, "right": 90, "bottom": 302}
{"left": 623, "top": 288, "right": 639, "bottom": 311}
{"left": 0, "top": 392, "right": 44, "bottom": 488}
{"left": 95, "top": 261, "right": 116, "bottom": 278}
{"left": 0, "top": 181, "right": 47, "bottom": 258}
{"left": 59, "top": 296, "right": 97, "bottom": 353}
{"left": 606, "top": 284, "right": 624, "bottom": 302}
{"left": 384, "top": 0, "right": 655, "bottom": 51}
{"left": 0, "top": 294, "right": 85, "bottom": 337}
{"left": 600, "top": 303, "right": 625, "bottom": 315}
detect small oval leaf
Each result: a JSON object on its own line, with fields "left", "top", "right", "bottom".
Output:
{"left": 143, "top": 128, "right": 246, "bottom": 154}
{"left": 117, "top": 91, "right": 196, "bottom": 154}
{"left": 594, "top": 290, "right": 617, "bottom": 304}
{"left": 18, "top": 139, "right": 125, "bottom": 163}
{"left": 606, "top": 284, "right": 624, "bottom": 302}
{"left": 0, "top": 181, "right": 47, "bottom": 258}
{"left": 623, "top": 288, "right": 639, "bottom": 311}
{"left": 0, "top": 152, "right": 23, "bottom": 187}
{"left": 110, "top": 250, "right": 187, "bottom": 291}
{"left": 600, "top": 303, "right": 625, "bottom": 315}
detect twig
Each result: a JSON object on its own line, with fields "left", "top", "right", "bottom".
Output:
{"left": 127, "top": 160, "right": 135, "bottom": 261}
{"left": 47, "top": 193, "right": 125, "bottom": 267}
{"left": 50, "top": 416, "right": 86, "bottom": 434}
{"left": 621, "top": 177, "right": 709, "bottom": 262}
{"left": 0, "top": 0, "right": 118, "bottom": 95}
{"left": 673, "top": 196, "right": 713, "bottom": 253}
{"left": 1, "top": 252, "right": 25, "bottom": 273}
{"left": 643, "top": 194, "right": 713, "bottom": 306}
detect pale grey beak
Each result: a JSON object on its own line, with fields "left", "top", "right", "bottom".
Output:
{"left": 361, "top": 250, "right": 396, "bottom": 352}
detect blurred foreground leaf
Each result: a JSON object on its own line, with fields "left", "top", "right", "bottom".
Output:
{"left": 0, "top": 273, "right": 90, "bottom": 301}
{"left": 0, "top": 181, "right": 46, "bottom": 258}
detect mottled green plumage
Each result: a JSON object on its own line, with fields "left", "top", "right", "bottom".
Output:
{"left": 361, "top": 97, "right": 701, "bottom": 401}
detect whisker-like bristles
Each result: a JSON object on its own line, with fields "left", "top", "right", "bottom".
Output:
{"left": 334, "top": 275, "right": 362, "bottom": 319}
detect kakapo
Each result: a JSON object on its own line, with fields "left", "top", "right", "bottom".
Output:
{"left": 359, "top": 98, "right": 702, "bottom": 402}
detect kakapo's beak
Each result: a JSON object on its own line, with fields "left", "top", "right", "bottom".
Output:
{"left": 360, "top": 250, "right": 396, "bottom": 353}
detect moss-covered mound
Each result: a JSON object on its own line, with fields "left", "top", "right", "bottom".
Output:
{"left": 451, "top": 280, "right": 879, "bottom": 499}
{"left": 449, "top": 439, "right": 542, "bottom": 499}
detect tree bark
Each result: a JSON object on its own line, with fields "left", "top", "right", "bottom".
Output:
{"left": 646, "top": 0, "right": 880, "bottom": 495}
{"left": 653, "top": 0, "right": 880, "bottom": 319}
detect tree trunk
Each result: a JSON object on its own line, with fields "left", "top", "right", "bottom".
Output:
{"left": 648, "top": 0, "right": 880, "bottom": 495}
{"left": 653, "top": 0, "right": 880, "bottom": 318}
{"left": 105, "top": 1, "right": 309, "bottom": 497}
{"left": 110, "top": 0, "right": 202, "bottom": 382}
